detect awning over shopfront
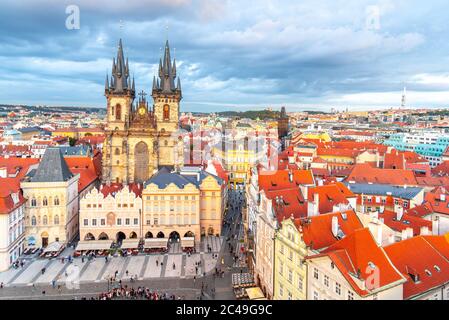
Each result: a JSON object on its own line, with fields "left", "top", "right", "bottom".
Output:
{"left": 144, "top": 238, "right": 168, "bottom": 249}
{"left": 75, "top": 240, "right": 113, "bottom": 251}
{"left": 180, "top": 237, "right": 195, "bottom": 248}
{"left": 43, "top": 241, "right": 63, "bottom": 253}
{"left": 120, "top": 239, "right": 140, "bottom": 249}
{"left": 246, "top": 287, "right": 265, "bottom": 300}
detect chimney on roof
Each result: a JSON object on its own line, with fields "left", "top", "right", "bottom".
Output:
{"left": 376, "top": 223, "right": 383, "bottom": 246}
{"left": 396, "top": 206, "right": 404, "bottom": 221}
{"left": 401, "top": 229, "right": 409, "bottom": 241}
{"left": 388, "top": 234, "right": 395, "bottom": 244}
{"left": 288, "top": 170, "right": 293, "bottom": 183}
{"left": 407, "top": 227, "right": 413, "bottom": 239}
{"left": 440, "top": 194, "right": 446, "bottom": 202}
{"left": 432, "top": 218, "right": 439, "bottom": 235}
{"left": 420, "top": 226, "right": 430, "bottom": 236}
{"left": 331, "top": 216, "right": 339, "bottom": 238}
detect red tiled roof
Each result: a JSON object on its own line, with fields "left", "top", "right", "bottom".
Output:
{"left": 383, "top": 149, "right": 405, "bottom": 170}
{"left": 424, "top": 187, "right": 449, "bottom": 215}
{"left": 308, "top": 182, "right": 355, "bottom": 214}
{"left": 406, "top": 202, "right": 435, "bottom": 218}
{"left": 416, "top": 176, "right": 449, "bottom": 187}
{"left": 432, "top": 161, "right": 449, "bottom": 177}
{"left": 317, "top": 148, "right": 359, "bottom": 158}
{"left": 0, "top": 157, "right": 39, "bottom": 179}
{"left": 0, "top": 177, "right": 26, "bottom": 214}
{"left": 384, "top": 236, "right": 449, "bottom": 299}
{"left": 300, "top": 210, "right": 363, "bottom": 251}
{"left": 265, "top": 188, "right": 307, "bottom": 222}
{"left": 65, "top": 157, "right": 101, "bottom": 192}
{"left": 378, "top": 210, "right": 432, "bottom": 236}
{"left": 347, "top": 163, "right": 418, "bottom": 186}
{"left": 258, "top": 169, "right": 315, "bottom": 192}
{"left": 307, "top": 228, "right": 405, "bottom": 297}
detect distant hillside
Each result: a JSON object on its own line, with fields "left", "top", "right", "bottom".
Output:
{"left": 216, "top": 110, "right": 281, "bottom": 120}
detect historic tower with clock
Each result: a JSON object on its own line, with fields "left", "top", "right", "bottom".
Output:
{"left": 102, "top": 39, "right": 184, "bottom": 184}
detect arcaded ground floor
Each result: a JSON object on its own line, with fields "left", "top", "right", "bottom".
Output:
{"left": 0, "top": 236, "right": 223, "bottom": 288}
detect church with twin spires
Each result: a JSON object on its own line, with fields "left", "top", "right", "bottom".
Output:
{"left": 102, "top": 39, "right": 184, "bottom": 184}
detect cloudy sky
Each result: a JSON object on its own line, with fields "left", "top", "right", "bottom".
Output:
{"left": 1, "top": 0, "right": 449, "bottom": 112}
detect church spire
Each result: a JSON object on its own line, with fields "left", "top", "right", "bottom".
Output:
{"left": 109, "top": 38, "right": 133, "bottom": 95}
{"left": 153, "top": 39, "right": 179, "bottom": 95}
{"left": 105, "top": 73, "right": 109, "bottom": 92}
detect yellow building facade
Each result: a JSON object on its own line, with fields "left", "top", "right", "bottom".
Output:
{"left": 274, "top": 218, "right": 308, "bottom": 300}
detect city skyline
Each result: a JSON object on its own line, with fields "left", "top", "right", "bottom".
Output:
{"left": 1, "top": 1, "right": 449, "bottom": 111}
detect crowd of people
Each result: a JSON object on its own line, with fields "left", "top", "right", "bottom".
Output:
{"left": 96, "top": 286, "right": 183, "bottom": 300}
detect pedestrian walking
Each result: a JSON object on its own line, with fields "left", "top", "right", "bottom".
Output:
{"left": 173, "top": 263, "right": 176, "bottom": 270}
{"left": 156, "top": 260, "right": 159, "bottom": 267}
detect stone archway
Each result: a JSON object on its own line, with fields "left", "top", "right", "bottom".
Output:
{"left": 84, "top": 233, "right": 95, "bottom": 241}
{"left": 134, "top": 141, "right": 149, "bottom": 182}
{"left": 184, "top": 231, "right": 194, "bottom": 238}
{"left": 116, "top": 232, "right": 126, "bottom": 242}
{"left": 98, "top": 232, "right": 109, "bottom": 240}
{"left": 145, "top": 231, "right": 153, "bottom": 239}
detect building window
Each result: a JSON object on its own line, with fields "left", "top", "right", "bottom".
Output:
{"left": 288, "top": 269, "right": 293, "bottom": 283}
{"left": 154, "top": 218, "right": 158, "bottom": 225}
{"left": 117, "top": 218, "right": 122, "bottom": 226}
{"left": 125, "top": 218, "right": 130, "bottom": 225}
{"left": 54, "top": 197, "right": 60, "bottom": 206}
{"left": 298, "top": 275, "right": 303, "bottom": 291}
{"left": 324, "top": 275, "right": 329, "bottom": 287}
{"left": 335, "top": 283, "right": 341, "bottom": 295}
{"left": 92, "top": 219, "right": 97, "bottom": 226}
{"left": 279, "top": 284, "right": 284, "bottom": 297}
{"left": 31, "top": 216, "right": 37, "bottom": 226}
{"left": 84, "top": 219, "right": 88, "bottom": 226}
{"left": 101, "top": 219, "right": 105, "bottom": 226}
{"left": 287, "top": 291, "right": 292, "bottom": 300}
{"left": 31, "top": 198, "right": 37, "bottom": 207}
{"left": 54, "top": 215, "right": 59, "bottom": 225}
{"left": 313, "top": 291, "right": 319, "bottom": 300}
{"left": 313, "top": 268, "right": 319, "bottom": 280}
{"left": 43, "top": 197, "right": 48, "bottom": 206}
{"left": 348, "top": 291, "right": 354, "bottom": 300}
{"left": 43, "top": 215, "right": 48, "bottom": 225}
{"left": 134, "top": 218, "right": 138, "bottom": 225}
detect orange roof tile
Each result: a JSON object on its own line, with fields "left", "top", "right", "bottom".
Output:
{"left": 384, "top": 236, "right": 449, "bottom": 299}
{"left": 299, "top": 210, "right": 363, "bottom": 250}
{"left": 308, "top": 228, "right": 405, "bottom": 297}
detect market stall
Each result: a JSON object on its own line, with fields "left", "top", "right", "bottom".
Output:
{"left": 144, "top": 238, "right": 168, "bottom": 254}
{"left": 41, "top": 241, "right": 65, "bottom": 258}
{"left": 180, "top": 237, "right": 195, "bottom": 253}
{"left": 120, "top": 239, "right": 141, "bottom": 255}
{"left": 74, "top": 240, "right": 113, "bottom": 257}
{"left": 246, "top": 287, "right": 265, "bottom": 300}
